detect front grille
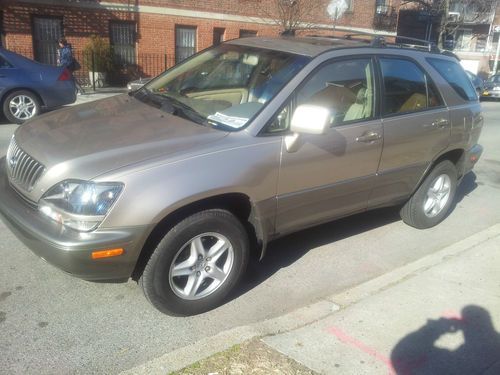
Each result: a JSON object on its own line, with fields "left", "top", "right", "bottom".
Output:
{"left": 6, "top": 138, "right": 45, "bottom": 192}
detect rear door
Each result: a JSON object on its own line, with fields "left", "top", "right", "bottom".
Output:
{"left": 369, "top": 56, "right": 450, "bottom": 208}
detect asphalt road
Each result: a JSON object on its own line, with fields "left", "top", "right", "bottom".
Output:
{"left": 1, "top": 102, "right": 499, "bottom": 374}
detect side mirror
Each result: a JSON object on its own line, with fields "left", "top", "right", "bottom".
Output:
{"left": 285, "top": 105, "right": 333, "bottom": 153}
{"left": 290, "top": 104, "right": 332, "bottom": 135}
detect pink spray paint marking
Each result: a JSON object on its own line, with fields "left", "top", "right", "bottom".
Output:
{"left": 327, "top": 326, "right": 396, "bottom": 375}
{"left": 326, "top": 312, "right": 466, "bottom": 375}
{"left": 440, "top": 310, "right": 464, "bottom": 322}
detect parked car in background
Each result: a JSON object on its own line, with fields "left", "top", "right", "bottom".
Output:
{"left": 0, "top": 48, "right": 76, "bottom": 124}
{"left": 0, "top": 37, "right": 483, "bottom": 316}
{"left": 127, "top": 77, "right": 152, "bottom": 91}
{"left": 465, "top": 71, "right": 484, "bottom": 96}
{"left": 482, "top": 74, "right": 500, "bottom": 100}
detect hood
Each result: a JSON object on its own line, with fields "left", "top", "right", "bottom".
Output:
{"left": 13, "top": 94, "right": 228, "bottom": 196}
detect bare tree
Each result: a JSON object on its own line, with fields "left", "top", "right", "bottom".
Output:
{"left": 256, "top": 0, "right": 327, "bottom": 35}
{"left": 401, "top": 0, "right": 497, "bottom": 46}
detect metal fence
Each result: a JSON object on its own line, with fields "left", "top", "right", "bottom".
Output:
{"left": 11, "top": 48, "right": 176, "bottom": 89}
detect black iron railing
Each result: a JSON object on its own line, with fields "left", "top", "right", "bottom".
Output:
{"left": 10, "top": 48, "right": 176, "bottom": 89}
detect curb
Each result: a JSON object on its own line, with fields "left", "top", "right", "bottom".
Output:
{"left": 120, "top": 223, "right": 500, "bottom": 374}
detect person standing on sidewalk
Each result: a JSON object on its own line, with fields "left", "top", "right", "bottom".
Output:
{"left": 57, "top": 38, "right": 73, "bottom": 69}
{"left": 57, "top": 38, "right": 84, "bottom": 94}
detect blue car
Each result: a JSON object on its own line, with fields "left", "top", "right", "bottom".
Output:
{"left": 0, "top": 48, "right": 76, "bottom": 124}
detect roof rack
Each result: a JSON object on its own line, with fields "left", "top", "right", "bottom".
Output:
{"left": 344, "top": 33, "right": 386, "bottom": 47}
{"left": 344, "top": 33, "right": 439, "bottom": 52}
{"left": 394, "top": 36, "right": 438, "bottom": 52}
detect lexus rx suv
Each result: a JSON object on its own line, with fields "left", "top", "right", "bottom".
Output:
{"left": 0, "top": 36, "right": 483, "bottom": 315}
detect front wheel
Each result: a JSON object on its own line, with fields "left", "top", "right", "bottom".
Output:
{"left": 140, "top": 209, "right": 249, "bottom": 316}
{"left": 400, "top": 160, "right": 458, "bottom": 229}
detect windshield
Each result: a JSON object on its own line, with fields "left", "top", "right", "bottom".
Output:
{"left": 136, "top": 44, "right": 310, "bottom": 131}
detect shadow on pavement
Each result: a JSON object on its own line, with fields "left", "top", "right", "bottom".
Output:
{"left": 235, "top": 205, "right": 401, "bottom": 299}
{"left": 233, "top": 171, "right": 479, "bottom": 302}
{"left": 452, "top": 171, "right": 478, "bottom": 208}
{"left": 391, "top": 305, "right": 500, "bottom": 374}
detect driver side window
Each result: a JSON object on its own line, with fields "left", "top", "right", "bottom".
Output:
{"left": 297, "top": 58, "right": 375, "bottom": 125}
{"left": 263, "top": 58, "right": 375, "bottom": 134}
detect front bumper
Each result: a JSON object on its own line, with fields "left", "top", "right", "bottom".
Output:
{"left": 0, "top": 157, "right": 150, "bottom": 281}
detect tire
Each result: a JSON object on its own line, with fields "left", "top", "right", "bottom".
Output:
{"left": 140, "top": 209, "right": 249, "bottom": 316}
{"left": 400, "top": 160, "right": 458, "bottom": 229}
{"left": 3, "top": 90, "right": 41, "bottom": 124}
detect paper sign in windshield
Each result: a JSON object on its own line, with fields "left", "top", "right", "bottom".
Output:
{"left": 207, "top": 112, "right": 249, "bottom": 129}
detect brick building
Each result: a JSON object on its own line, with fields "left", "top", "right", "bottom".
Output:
{"left": 0, "top": 0, "right": 400, "bottom": 83}
{"left": 397, "top": 0, "right": 500, "bottom": 76}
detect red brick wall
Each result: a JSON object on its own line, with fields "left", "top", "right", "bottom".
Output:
{"left": 1, "top": 0, "right": 399, "bottom": 79}
{"left": 2, "top": 1, "right": 277, "bottom": 56}
{"left": 2, "top": 2, "right": 136, "bottom": 55}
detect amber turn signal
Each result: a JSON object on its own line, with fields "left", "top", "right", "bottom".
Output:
{"left": 91, "top": 248, "right": 124, "bottom": 259}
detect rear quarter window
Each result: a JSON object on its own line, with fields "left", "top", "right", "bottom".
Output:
{"left": 427, "top": 57, "right": 477, "bottom": 101}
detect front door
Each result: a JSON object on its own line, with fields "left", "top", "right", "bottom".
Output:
{"left": 274, "top": 57, "right": 383, "bottom": 235}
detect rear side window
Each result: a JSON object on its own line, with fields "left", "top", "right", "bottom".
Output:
{"left": 380, "top": 58, "right": 444, "bottom": 115}
{"left": 427, "top": 58, "right": 477, "bottom": 101}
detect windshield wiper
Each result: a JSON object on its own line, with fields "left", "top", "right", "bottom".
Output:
{"left": 134, "top": 86, "right": 164, "bottom": 107}
{"left": 152, "top": 93, "right": 207, "bottom": 125}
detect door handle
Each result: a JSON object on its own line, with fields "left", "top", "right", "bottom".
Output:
{"left": 356, "top": 131, "right": 382, "bottom": 143}
{"left": 425, "top": 118, "right": 449, "bottom": 129}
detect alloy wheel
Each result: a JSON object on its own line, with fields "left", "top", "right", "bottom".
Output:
{"left": 9, "top": 95, "right": 37, "bottom": 121}
{"left": 168, "top": 232, "right": 235, "bottom": 300}
{"left": 423, "top": 174, "right": 452, "bottom": 218}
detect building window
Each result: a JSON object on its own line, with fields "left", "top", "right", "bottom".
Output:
{"left": 239, "top": 29, "right": 257, "bottom": 38}
{"left": 110, "top": 21, "right": 136, "bottom": 65}
{"left": 213, "top": 27, "right": 225, "bottom": 45}
{"left": 176, "top": 26, "right": 197, "bottom": 64}
{"left": 375, "top": 0, "right": 389, "bottom": 14}
{"left": 345, "top": 0, "right": 354, "bottom": 11}
{"left": 32, "top": 16, "right": 63, "bottom": 65}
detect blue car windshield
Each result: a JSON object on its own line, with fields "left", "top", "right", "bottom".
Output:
{"left": 139, "top": 44, "right": 310, "bottom": 131}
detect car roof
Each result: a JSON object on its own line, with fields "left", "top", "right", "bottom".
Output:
{"left": 228, "top": 37, "right": 369, "bottom": 57}
{"left": 228, "top": 36, "right": 457, "bottom": 61}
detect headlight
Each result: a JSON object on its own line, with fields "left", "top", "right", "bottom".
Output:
{"left": 39, "top": 180, "right": 123, "bottom": 232}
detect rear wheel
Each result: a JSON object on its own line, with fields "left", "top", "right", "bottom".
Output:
{"left": 3, "top": 90, "right": 40, "bottom": 124}
{"left": 140, "top": 209, "right": 249, "bottom": 316}
{"left": 400, "top": 160, "right": 458, "bottom": 229}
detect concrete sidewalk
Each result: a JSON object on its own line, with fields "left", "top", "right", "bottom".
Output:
{"left": 73, "top": 87, "right": 127, "bottom": 105}
{"left": 263, "top": 224, "right": 500, "bottom": 374}
{"left": 149, "top": 224, "right": 500, "bottom": 374}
